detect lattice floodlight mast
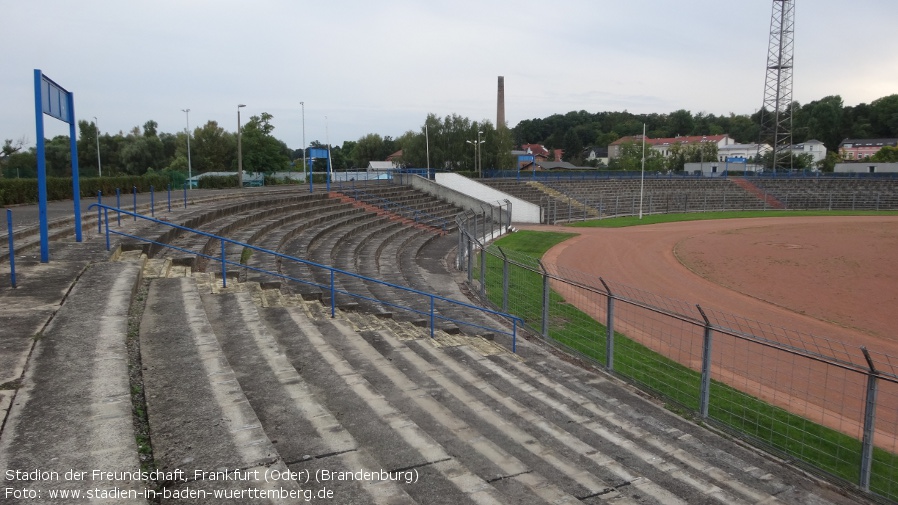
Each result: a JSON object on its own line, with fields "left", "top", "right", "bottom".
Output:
{"left": 758, "top": 0, "right": 795, "bottom": 172}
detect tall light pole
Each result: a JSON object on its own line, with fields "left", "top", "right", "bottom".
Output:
{"left": 477, "top": 130, "right": 484, "bottom": 177}
{"left": 237, "top": 104, "right": 246, "bottom": 187}
{"left": 467, "top": 132, "right": 485, "bottom": 177}
{"left": 93, "top": 116, "right": 101, "bottom": 177}
{"left": 182, "top": 108, "right": 192, "bottom": 188}
{"left": 301, "top": 101, "right": 307, "bottom": 186}
{"left": 639, "top": 123, "right": 646, "bottom": 219}
{"left": 325, "top": 115, "right": 332, "bottom": 191}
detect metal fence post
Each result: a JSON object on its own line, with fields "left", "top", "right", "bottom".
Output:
{"left": 7, "top": 209, "right": 16, "bottom": 288}
{"left": 150, "top": 185, "right": 155, "bottom": 217}
{"left": 498, "top": 246, "right": 509, "bottom": 312}
{"left": 538, "top": 259, "right": 549, "bottom": 339}
{"left": 859, "top": 347, "right": 879, "bottom": 491}
{"left": 600, "top": 278, "right": 615, "bottom": 369}
{"left": 132, "top": 186, "right": 137, "bottom": 220}
{"left": 697, "top": 305, "right": 714, "bottom": 418}
{"left": 116, "top": 188, "right": 122, "bottom": 226}
{"left": 479, "top": 241, "right": 486, "bottom": 301}
{"left": 167, "top": 184, "right": 172, "bottom": 212}
{"left": 467, "top": 235, "right": 474, "bottom": 283}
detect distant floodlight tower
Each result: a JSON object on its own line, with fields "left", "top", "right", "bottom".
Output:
{"left": 757, "top": 0, "right": 795, "bottom": 172}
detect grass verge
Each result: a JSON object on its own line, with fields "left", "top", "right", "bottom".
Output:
{"left": 482, "top": 229, "right": 897, "bottom": 500}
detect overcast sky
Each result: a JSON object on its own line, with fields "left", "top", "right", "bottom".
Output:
{"left": 3, "top": 0, "right": 897, "bottom": 150}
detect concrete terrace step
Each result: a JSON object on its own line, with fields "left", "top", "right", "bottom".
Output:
{"left": 0, "top": 258, "right": 146, "bottom": 504}
{"left": 139, "top": 276, "right": 305, "bottom": 502}
{"left": 260, "top": 301, "right": 525, "bottom": 504}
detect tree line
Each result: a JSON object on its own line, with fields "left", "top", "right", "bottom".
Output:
{"left": 513, "top": 94, "right": 898, "bottom": 169}
{"left": 3, "top": 93, "right": 897, "bottom": 179}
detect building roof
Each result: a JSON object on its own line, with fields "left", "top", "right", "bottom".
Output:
{"left": 839, "top": 138, "right": 898, "bottom": 147}
{"left": 368, "top": 161, "right": 395, "bottom": 169}
{"left": 520, "top": 143, "right": 549, "bottom": 157}
{"left": 386, "top": 149, "right": 403, "bottom": 161}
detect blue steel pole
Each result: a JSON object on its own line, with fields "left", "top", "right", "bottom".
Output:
{"left": 183, "top": 182, "right": 187, "bottom": 208}
{"left": 34, "top": 70, "right": 49, "bottom": 263}
{"left": 221, "top": 240, "right": 227, "bottom": 288}
{"left": 430, "top": 296, "right": 435, "bottom": 338}
{"left": 96, "top": 191, "right": 102, "bottom": 233}
{"left": 67, "top": 91, "right": 83, "bottom": 243}
{"left": 167, "top": 184, "right": 171, "bottom": 212}
{"left": 7, "top": 210, "right": 16, "bottom": 288}
{"left": 132, "top": 186, "right": 137, "bottom": 220}
{"left": 150, "top": 185, "right": 155, "bottom": 217}
{"left": 330, "top": 270, "right": 336, "bottom": 318}
{"left": 116, "top": 188, "right": 121, "bottom": 226}
{"left": 104, "top": 208, "right": 110, "bottom": 251}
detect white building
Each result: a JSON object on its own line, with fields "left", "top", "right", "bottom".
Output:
{"left": 789, "top": 139, "right": 827, "bottom": 164}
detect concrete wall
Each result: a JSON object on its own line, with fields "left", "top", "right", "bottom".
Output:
{"left": 835, "top": 162, "right": 898, "bottom": 174}
{"left": 430, "top": 173, "right": 542, "bottom": 223}
{"left": 394, "top": 173, "right": 539, "bottom": 223}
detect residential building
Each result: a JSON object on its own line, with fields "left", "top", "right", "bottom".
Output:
{"left": 788, "top": 139, "right": 827, "bottom": 164}
{"left": 609, "top": 134, "right": 735, "bottom": 159}
{"left": 717, "top": 143, "right": 772, "bottom": 162}
{"left": 838, "top": 138, "right": 898, "bottom": 161}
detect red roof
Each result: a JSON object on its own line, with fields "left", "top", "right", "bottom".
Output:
{"left": 521, "top": 144, "right": 549, "bottom": 157}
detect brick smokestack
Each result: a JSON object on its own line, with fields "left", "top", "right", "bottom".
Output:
{"left": 497, "top": 76, "right": 505, "bottom": 129}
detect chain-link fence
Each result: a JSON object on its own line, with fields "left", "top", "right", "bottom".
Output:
{"left": 497, "top": 178, "right": 898, "bottom": 224}
{"left": 455, "top": 211, "right": 898, "bottom": 502}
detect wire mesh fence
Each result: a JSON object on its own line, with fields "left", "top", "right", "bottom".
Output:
{"left": 456, "top": 211, "right": 898, "bottom": 502}
{"left": 511, "top": 177, "right": 898, "bottom": 224}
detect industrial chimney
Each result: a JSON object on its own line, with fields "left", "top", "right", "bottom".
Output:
{"left": 497, "top": 76, "right": 506, "bottom": 129}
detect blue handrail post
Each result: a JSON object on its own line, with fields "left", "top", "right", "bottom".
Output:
{"left": 104, "top": 208, "right": 110, "bottom": 251}
{"left": 132, "top": 186, "right": 137, "bottom": 220}
{"left": 220, "top": 239, "right": 227, "bottom": 288}
{"left": 115, "top": 188, "right": 121, "bottom": 226}
{"left": 183, "top": 182, "right": 187, "bottom": 208}
{"left": 430, "top": 296, "right": 435, "bottom": 338}
{"left": 7, "top": 210, "right": 16, "bottom": 288}
{"left": 150, "top": 185, "right": 155, "bottom": 217}
{"left": 96, "top": 191, "right": 102, "bottom": 233}
{"left": 330, "top": 270, "right": 336, "bottom": 318}
{"left": 512, "top": 319, "right": 517, "bottom": 354}
{"left": 167, "top": 184, "right": 172, "bottom": 212}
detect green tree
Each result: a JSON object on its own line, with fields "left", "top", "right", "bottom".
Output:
{"left": 240, "top": 112, "right": 291, "bottom": 173}
{"left": 871, "top": 145, "right": 898, "bottom": 162}
{"left": 192, "top": 121, "right": 236, "bottom": 173}
{"left": 353, "top": 133, "right": 385, "bottom": 168}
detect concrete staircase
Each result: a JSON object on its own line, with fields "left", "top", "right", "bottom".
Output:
{"left": 128, "top": 264, "right": 863, "bottom": 504}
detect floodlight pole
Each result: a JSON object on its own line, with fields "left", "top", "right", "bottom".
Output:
{"left": 237, "top": 104, "right": 246, "bottom": 188}
{"left": 183, "top": 108, "right": 192, "bottom": 189}
{"left": 639, "top": 123, "right": 646, "bottom": 219}
{"left": 301, "top": 101, "right": 307, "bottom": 189}
{"left": 93, "top": 116, "right": 101, "bottom": 177}
{"left": 425, "top": 122, "right": 430, "bottom": 171}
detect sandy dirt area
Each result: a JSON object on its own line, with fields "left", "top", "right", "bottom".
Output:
{"left": 523, "top": 216, "right": 898, "bottom": 446}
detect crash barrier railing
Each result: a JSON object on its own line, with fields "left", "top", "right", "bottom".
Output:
{"left": 338, "top": 187, "right": 451, "bottom": 232}
{"left": 89, "top": 202, "right": 521, "bottom": 351}
{"left": 455, "top": 218, "right": 898, "bottom": 502}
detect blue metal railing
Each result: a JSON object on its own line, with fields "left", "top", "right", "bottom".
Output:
{"left": 339, "top": 188, "right": 450, "bottom": 231}
{"left": 88, "top": 203, "right": 519, "bottom": 351}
